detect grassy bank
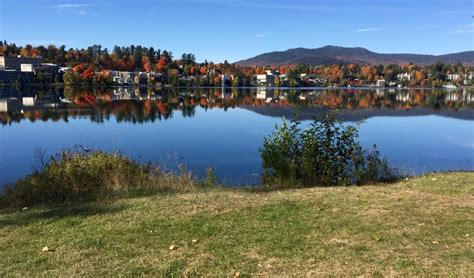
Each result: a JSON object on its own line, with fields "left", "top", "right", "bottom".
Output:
{"left": 1, "top": 172, "right": 472, "bottom": 276}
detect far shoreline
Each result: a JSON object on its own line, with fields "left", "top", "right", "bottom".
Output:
{"left": 1, "top": 84, "right": 473, "bottom": 91}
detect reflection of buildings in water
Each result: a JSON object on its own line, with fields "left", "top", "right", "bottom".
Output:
{"left": 137, "top": 92, "right": 153, "bottom": 101}
{"left": 60, "top": 97, "right": 72, "bottom": 104}
{"left": 310, "top": 90, "right": 324, "bottom": 99}
{"left": 256, "top": 89, "right": 266, "bottom": 100}
{"left": 113, "top": 88, "right": 132, "bottom": 100}
{"left": 256, "top": 89, "right": 274, "bottom": 103}
{"left": 301, "top": 90, "right": 319, "bottom": 101}
{"left": 446, "top": 90, "right": 474, "bottom": 103}
{"left": 0, "top": 99, "right": 5, "bottom": 112}
{"left": 2, "top": 88, "right": 474, "bottom": 123}
{"left": 22, "top": 97, "right": 35, "bottom": 107}
{"left": 446, "top": 92, "right": 461, "bottom": 102}
{"left": 463, "top": 89, "right": 473, "bottom": 103}
{"left": 375, "top": 88, "right": 385, "bottom": 96}
{"left": 0, "top": 98, "right": 18, "bottom": 112}
{"left": 1, "top": 94, "right": 62, "bottom": 113}
{"left": 396, "top": 92, "right": 410, "bottom": 102}
{"left": 221, "top": 88, "right": 233, "bottom": 99}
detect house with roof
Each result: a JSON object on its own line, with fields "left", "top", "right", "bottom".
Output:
{"left": 256, "top": 70, "right": 275, "bottom": 86}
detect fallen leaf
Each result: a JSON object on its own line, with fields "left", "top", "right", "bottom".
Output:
{"left": 169, "top": 245, "right": 177, "bottom": 251}
{"left": 233, "top": 271, "right": 240, "bottom": 277}
{"left": 42, "top": 246, "right": 54, "bottom": 252}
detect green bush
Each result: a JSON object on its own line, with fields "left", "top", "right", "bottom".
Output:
{"left": 0, "top": 147, "right": 199, "bottom": 208}
{"left": 202, "top": 167, "right": 219, "bottom": 188}
{"left": 260, "top": 111, "right": 398, "bottom": 187}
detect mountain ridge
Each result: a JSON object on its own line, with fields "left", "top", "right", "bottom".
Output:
{"left": 235, "top": 45, "right": 474, "bottom": 66}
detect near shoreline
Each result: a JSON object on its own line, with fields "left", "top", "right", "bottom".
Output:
{"left": 1, "top": 172, "right": 472, "bottom": 276}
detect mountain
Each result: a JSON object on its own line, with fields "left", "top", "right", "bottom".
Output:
{"left": 235, "top": 46, "right": 474, "bottom": 66}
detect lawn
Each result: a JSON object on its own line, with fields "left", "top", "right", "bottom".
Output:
{"left": 1, "top": 172, "right": 473, "bottom": 276}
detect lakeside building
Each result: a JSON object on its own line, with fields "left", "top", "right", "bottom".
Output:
{"left": 446, "top": 73, "right": 461, "bottom": 81}
{"left": 257, "top": 70, "right": 275, "bottom": 86}
{"left": 21, "top": 63, "right": 60, "bottom": 82}
{"left": 0, "top": 98, "right": 22, "bottom": 112}
{"left": 0, "top": 56, "right": 43, "bottom": 71}
{"left": 376, "top": 80, "right": 386, "bottom": 87}
{"left": 0, "top": 56, "right": 60, "bottom": 84}
{"left": 278, "top": 74, "right": 288, "bottom": 82}
{"left": 22, "top": 97, "right": 35, "bottom": 106}
{"left": 446, "top": 72, "right": 473, "bottom": 85}
{"left": 221, "top": 74, "right": 234, "bottom": 86}
{"left": 397, "top": 73, "right": 413, "bottom": 82}
{"left": 464, "top": 72, "right": 473, "bottom": 85}
{"left": 110, "top": 71, "right": 164, "bottom": 85}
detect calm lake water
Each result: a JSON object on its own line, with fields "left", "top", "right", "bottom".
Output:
{"left": 1, "top": 87, "right": 473, "bottom": 185}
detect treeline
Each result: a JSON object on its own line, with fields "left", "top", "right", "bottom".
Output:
{"left": 1, "top": 42, "right": 473, "bottom": 87}
{"left": 0, "top": 41, "right": 179, "bottom": 72}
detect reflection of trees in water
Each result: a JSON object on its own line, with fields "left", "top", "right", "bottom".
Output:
{"left": 0, "top": 87, "right": 473, "bottom": 125}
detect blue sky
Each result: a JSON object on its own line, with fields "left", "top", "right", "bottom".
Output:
{"left": 1, "top": 0, "right": 473, "bottom": 62}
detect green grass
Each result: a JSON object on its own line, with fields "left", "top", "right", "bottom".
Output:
{"left": 1, "top": 172, "right": 473, "bottom": 276}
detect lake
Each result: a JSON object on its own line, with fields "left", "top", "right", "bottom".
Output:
{"left": 1, "top": 86, "right": 473, "bottom": 185}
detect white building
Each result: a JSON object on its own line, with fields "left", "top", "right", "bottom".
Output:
{"left": 22, "top": 97, "right": 35, "bottom": 106}
{"left": 397, "top": 73, "right": 412, "bottom": 81}
{"left": 0, "top": 98, "right": 21, "bottom": 112}
{"left": 221, "top": 74, "right": 233, "bottom": 86}
{"left": 0, "top": 98, "right": 7, "bottom": 112}
{"left": 446, "top": 73, "right": 461, "bottom": 81}
{"left": 0, "top": 56, "right": 43, "bottom": 71}
{"left": 256, "top": 71, "right": 275, "bottom": 86}
{"left": 20, "top": 64, "right": 34, "bottom": 72}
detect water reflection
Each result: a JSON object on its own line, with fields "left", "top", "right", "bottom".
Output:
{"left": 1, "top": 87, "right": 473, "bottom": 125}
{"left": 1, "top": 86, "right": 473, "bottom": 185}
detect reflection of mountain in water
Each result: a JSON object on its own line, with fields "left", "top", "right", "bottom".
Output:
{"left": 242, "top": 106, "right": 474, "bottom": 121}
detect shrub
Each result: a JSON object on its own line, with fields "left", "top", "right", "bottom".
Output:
{"left": 0, "top": 147, "right": 198, "bottom": 208}
{"left": 202, "top": 167, "right": 219, "bottom": 188}
{"left": 260, "top": 111, "right": 397, "bottom": 187}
